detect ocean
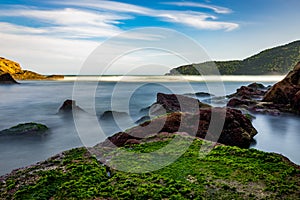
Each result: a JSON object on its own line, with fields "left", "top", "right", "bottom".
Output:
{"left": 0, "top": 75, "right": 299, "bottom": 175}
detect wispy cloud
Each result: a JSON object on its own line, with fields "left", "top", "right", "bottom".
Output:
{"left": 54, "top": 0, "right": 238, "bottom": 31}
{"left": 157, "top": 11, "right": 238, "bottom": 31}
{"left": 162, "top": 1, "right": 233, "bottom": 14}
{"left": 0, "top": 8, "right": 129, "bottom": 38}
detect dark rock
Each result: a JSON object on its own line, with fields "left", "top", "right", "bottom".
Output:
{"left": 263, "top": 62, "right": 300, "bottom": 114}
{"left": 0, "top": 122, "right": 48, "bottom": 136}
{"left": 100, "top": 111, "right": 129, "bottom": 120}
{"left": 247, "top": 82, "right": 266, "bottom": 90}
{"left": 0, "top": 73, "right": 19, "bottom": 84}
{"left": 228, "top": 85, "right": 266, "bottom": 99}
{"left": 101, "top": 108, "right": 257, "bottom": 148}
{"left": 124, "top": 139, "right": 141, "bottom": 146}
{"left": 156, "top": 93, "right": 210, "bottom": 113}
{"left": 227, "top": 98, "right": 257, "bottom": 107}
{"left": 58, "top": 99, "right": 85, "bottom": 114}
{"left": 101, "top": 132, "right": 140, "bottom": 147}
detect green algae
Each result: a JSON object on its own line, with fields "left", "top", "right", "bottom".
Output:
{"left": 0, "top": 137, "right": 299, "bottom": 199}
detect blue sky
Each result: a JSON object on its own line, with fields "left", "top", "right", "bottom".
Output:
{"left": 0, "top": 0, "right": 299, "bottom": 74}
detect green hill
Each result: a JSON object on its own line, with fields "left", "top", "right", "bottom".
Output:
{"left": 167, "top": 40, "right": 300, "bottom": 75}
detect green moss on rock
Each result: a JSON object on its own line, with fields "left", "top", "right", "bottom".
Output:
{"left": 0, "top": 122, "right": 48, "bottom": 135}
{"left": 0, "top": 136, "right": 299, "bottom": 199}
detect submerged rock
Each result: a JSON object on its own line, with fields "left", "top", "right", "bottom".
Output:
{"left": 0, "top": 122, "right": 48, "bottom": 135}
{"left": 0, "top": 73, "right": 19, "bottom": 84}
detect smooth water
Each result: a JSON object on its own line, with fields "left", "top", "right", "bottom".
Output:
{"left": 0, "top": 77, "right": 299, "bottom": 175}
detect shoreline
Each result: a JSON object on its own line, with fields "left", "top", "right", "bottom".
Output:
{"left": 52, "top": 75, "right": 285, "bottom": 82}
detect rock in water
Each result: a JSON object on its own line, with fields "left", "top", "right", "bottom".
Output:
{"left": 0, "top": 123, "right": 48, "bottom": 135}
{"left": 156, "top": 93, "right": 211, "bottom": 113}
{"left": 263, "top": 62, "right": 300, "bottom": 113}
{"left": 101, "top": 108, "right": 257, "bottom": 148}
{"left": 0, "top": 73, "right": 19, "bottom": 84}
{"left": 58, "top": 99, "right": 85, "bottom": 114}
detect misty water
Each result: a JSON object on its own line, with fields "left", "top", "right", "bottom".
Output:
{"left": 0, "top": 77, "right": 299, "bottom": 175}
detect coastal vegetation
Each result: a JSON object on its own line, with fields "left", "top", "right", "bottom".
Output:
{"left": 167, "top": 40, "right": 300, "bottom": 75}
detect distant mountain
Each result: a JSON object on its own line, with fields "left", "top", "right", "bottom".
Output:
{"left": 167, "top": 40, "right": 300, "bottom": 75}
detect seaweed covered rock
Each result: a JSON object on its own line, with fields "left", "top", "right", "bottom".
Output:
{"left": 263, "top": 62, "right": 300, "bottom": 114}
{"left": 2, "top": 137, "right": 299, "bottom": 199}
{"left": 0, "top": 123, "right": 48, "bottom": 136}
{"left": 0, "top": 73, "right": 19, "bottom": 84}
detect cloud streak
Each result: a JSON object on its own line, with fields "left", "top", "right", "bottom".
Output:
{"left": 54, "top": 0, "right": 239, "bottom": 31}
{"left": 163, "top": 1, "right": 233, "bottom": 14}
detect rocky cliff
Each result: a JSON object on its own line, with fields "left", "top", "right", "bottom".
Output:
{"left": 0, "top": 57, "right": 63, "bottom": 80}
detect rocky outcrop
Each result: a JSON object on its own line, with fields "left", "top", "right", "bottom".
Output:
{"left": 0, "top": 57, "right": 63, "bottom": 80}
{"left": 150, "top": 93, "right": 211, "bottom": 115}
{"left": 0, "top": 123, "right": 48, "bottom": 136}
{"left": 0, "top": 73, "right": 19, "bottom": 84}
{"left": 58, "top": 99, "right": 85, "bottom": 114}
{"left": 228, "top": 83, "right": 267, "bottom": 99}
{"left": 263, "top": 62, "right": 300, "bottom": 114}
{"left": 101, "top": 107, "right": 257, "bottom": 148}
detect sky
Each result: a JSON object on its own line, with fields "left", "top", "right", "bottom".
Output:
{"left": 0, "top": 0, "right": 299, "bottom": 75}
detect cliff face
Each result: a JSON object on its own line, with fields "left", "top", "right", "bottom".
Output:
{"left": 0, "top": 57, "right": 23, "bottom": 75}
{"left": 0, "top": 57, "right": 63, "bottom": 80}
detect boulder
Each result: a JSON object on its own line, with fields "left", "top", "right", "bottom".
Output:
{"left": 228, "top": 85, "right": 266, "bottom": 99}
{"left": 101, "top": 108, "right": 257, "bottom": 148}
{"left": 247, "top": 82, "right": 267, "bottom": 90}
{"left": 58, "top": 99, "right": 85, "bottom": 114}
{"left": 263, "top": 62, "right": 300, "bottom": 113}
{"left": 0, "top": 73, "right": 19, "bottom": 84}
{"left": 156, "top": 93, "right": 211, "bottom": 113}
{"left": 0, "top": 123, "right": 48, "bottom": 136}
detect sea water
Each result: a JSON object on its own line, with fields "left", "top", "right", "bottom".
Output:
{"left": 0, "top": 75, "right": 299, "bottom": 175}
